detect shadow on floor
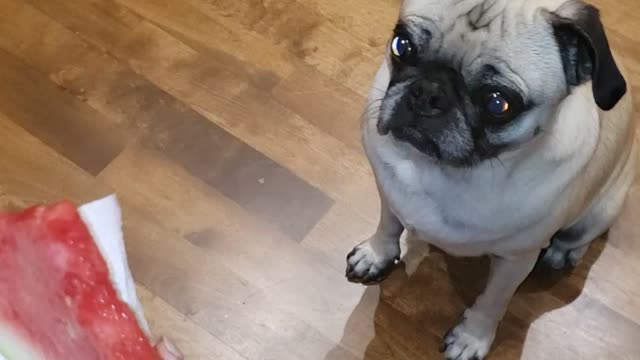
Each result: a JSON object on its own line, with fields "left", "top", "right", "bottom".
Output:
{"left": 325, "top": 235, "right": 607, "bottom": 360}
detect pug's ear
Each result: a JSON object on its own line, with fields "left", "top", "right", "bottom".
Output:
{"left": 549, "top": 1, "right": 626, "bottom": 111}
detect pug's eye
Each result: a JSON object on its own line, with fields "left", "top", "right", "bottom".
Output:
{"left": 486, "top": 92, "right": 510, "bottom": 115}
{"left": 391, "top": 34, "right": 414, "bottom": 60}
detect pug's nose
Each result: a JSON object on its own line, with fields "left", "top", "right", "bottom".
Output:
{"left": 408, "top": 80, "right": 452, "bottom": 116}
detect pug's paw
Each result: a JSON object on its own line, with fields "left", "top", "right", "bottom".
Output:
{"left": 345, "top": 237, "right": 399, "bottom": 285}
{"left": 540, "top": 242, "right": 589, "bottom": 270}
{"left": 441, "top": 310, "right": 497, "bottom": 360}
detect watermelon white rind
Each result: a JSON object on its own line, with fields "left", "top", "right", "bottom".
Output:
{"left": 0, "top": 323, "right": 44, "bottom": 360}
{"left": 77, "top": 195, "right": 151, "bottom": 336}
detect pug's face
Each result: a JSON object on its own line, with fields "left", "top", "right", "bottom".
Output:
{"left": 377, "top": 0, "right": 626, "bottom": 167}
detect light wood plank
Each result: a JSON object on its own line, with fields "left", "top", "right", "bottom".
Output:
{"left": 137, "top": 285, "right": 246, "bottom": 360}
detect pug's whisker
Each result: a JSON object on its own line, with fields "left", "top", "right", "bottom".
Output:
{"left": 493, "top": 156, "right": 506, "bottom": 170}
{"left": 360, "top": 98, "right": 384, "bottom": 122}
{"left": 370, "top": 86, "right": 389, "bottom": 93}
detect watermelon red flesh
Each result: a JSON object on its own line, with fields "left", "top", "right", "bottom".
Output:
{"left": 0, "top": 201, "right": 160, "bottom": 360}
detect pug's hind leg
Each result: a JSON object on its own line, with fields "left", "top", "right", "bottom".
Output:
{"left": 541, "top": 226, "right": 595, "bottom": 270}
{"left": 542, "top": 198, "right": 627, "bottom": 270}
{"left": 541, "top": 156, "right": 636, "bottom": 270}
{"left": 346, "top": 197, "right": 403, "bottom": 285}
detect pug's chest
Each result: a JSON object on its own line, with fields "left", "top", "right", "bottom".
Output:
{"left": 375, "top": 157, "right": 552, "bottom": 252}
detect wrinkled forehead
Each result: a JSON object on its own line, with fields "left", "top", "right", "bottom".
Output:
{"left": 399, "top": 0, "right": 567, "bottom": 101}
{"left": 400, "top": 0, "right": 564, "bottom": 20}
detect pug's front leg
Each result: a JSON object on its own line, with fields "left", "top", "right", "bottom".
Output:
{"left": 346, "top": 198, "right": 403, "bottom": 285}
{"left": 442, "top": 252, "right": 538, "bottom": 360}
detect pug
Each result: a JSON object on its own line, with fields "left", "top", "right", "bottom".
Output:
{"left": 346, "top": 0, "right": 637, "bottom": 359}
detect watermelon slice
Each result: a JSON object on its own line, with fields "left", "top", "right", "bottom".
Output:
{"left": 0, "top": 200, "right": 160, "bottom": 359}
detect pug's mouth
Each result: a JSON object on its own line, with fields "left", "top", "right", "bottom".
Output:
{"left": 390, "top": 126, "right": 442, "bottom": 159}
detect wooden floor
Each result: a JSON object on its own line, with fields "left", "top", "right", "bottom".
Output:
{"left": 0, "top": 0, "right": 638, "bottom": 359}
